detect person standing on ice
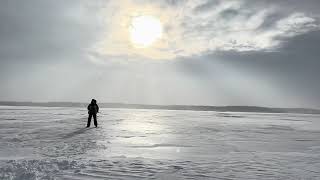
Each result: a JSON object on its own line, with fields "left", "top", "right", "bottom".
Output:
{"left": 87, "top": 99, "right": 99, "bottom": 128}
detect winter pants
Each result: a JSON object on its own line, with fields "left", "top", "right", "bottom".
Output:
{"left": 87, "top": 113, "right": 97, "bottom": 127}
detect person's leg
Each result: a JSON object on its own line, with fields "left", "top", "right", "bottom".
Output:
{"left": 87, "top": 114, "right": 92, "bottom": 127}
{"left": 93, "top": 114, "right": 98, "bottom": 127}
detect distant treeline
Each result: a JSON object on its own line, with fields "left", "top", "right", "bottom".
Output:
{"left": 0, "top": 101, "right": 320, "bottom": 114}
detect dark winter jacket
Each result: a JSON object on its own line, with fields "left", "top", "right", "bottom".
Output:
{"left": 87, "top": 103, "right": 99, "bottom": 114}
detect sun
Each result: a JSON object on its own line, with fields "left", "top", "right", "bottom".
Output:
{"left": 129, "top": 15, "right": 163, "bottom": 48}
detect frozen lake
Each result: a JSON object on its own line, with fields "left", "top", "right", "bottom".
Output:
{"left": 1, "top": 106, "right": 320, "bottom": 179}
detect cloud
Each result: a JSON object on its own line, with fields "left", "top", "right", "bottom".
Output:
{"left": 172, "top": 30, "right": 320, "bottom": 108}
{"left": 0, "top": 0, "right": 104, "bottom": 64}
{"left": 91, "top": 0, "right": 320, "bottom": 61}
{"left": 1, "top": 0, "right": 319, "bottom": 63}
{"left": 1, "top": 0, "right": 320, "bottom": 107}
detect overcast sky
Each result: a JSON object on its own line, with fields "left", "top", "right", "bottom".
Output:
{"left": 1, "top": 0, "right": 320, "bottom": 108}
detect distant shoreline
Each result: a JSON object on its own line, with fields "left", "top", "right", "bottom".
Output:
{"left": 1, "top": 101, "right": 319, "bottom": 114}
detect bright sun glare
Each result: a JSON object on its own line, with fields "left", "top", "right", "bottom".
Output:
{"left": 129, "top": 15, "right": 163, "bottom": 48}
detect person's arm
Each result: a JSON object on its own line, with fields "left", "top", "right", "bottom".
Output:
{"left": 97, "top": 105, "right": 99, "bottom": 113}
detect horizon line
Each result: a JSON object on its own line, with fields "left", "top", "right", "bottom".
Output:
{"left": 0, "top": 101, "right": 320, "bottom": 114}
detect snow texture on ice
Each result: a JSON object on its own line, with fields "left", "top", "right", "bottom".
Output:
{"left": 1, "top": 106, "right": 320, "bottom": 179}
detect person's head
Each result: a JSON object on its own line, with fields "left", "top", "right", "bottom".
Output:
{"left": 91, "top": 99, "right": 96, "bottom": 104}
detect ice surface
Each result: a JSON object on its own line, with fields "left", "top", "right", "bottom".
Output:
{"left": 1, "top": 106, "right": 320, "bottom": 179}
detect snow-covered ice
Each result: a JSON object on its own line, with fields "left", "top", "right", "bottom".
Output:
{"left": 1, "top": 106, "right": 320, "bottom": 179}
